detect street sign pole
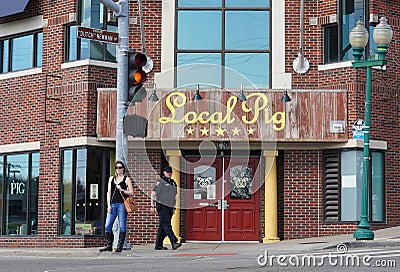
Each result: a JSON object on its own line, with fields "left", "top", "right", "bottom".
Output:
{"left": 99, "top": 0, "right": 129, "bottom": 163}
{"left": 98, "top": 0, "right": 131, "bottom": 251}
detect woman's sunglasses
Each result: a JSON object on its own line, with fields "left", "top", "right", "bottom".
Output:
{"left": 115, "top": 166, "right": 124, "bottom": 169}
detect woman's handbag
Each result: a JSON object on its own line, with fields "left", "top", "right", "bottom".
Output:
{"left": 119, "top": 190, "right": 136, "bottom": 213}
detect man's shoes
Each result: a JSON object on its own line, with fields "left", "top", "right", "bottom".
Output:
{"left": 154, "top": 245, "right": 168, "bottom": 250}
{"left": 171, "top": 242, "right": 182, "bottom": 250}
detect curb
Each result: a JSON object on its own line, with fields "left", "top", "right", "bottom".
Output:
{"left": 323, "top": 239, "right": 400, "bottom": 250}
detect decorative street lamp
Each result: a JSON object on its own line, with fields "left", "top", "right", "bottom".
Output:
{"left": 349, "top": 14, "right": 393, "bottom": 240}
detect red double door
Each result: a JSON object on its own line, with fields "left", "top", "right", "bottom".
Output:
{"left": 185, "top": 156, "right": 260, "bottom": 241}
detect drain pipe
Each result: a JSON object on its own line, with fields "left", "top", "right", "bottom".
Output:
{"left": 293, "top": 0, "right": 310, "bottom": 74}
{"left": 138, "top": 0, "right": 146, "bottom": 54}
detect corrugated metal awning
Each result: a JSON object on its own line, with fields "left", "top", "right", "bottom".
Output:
{"left": 0, "top": 0, "right": 30, "bottom": 18}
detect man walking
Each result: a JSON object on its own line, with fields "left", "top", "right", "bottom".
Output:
{"left": 150, "top": 166, "right": 182, "bottom": 250}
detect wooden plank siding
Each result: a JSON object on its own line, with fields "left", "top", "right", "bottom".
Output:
{"left": 97, "top": 89, "right": 348, "bottom": 142}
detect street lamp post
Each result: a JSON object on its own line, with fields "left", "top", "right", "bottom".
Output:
{"left": 349, "top": 15, "right": 393, "bottom": 240}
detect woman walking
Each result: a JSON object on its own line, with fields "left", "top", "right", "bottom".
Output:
{"left": 99, "top": 160, "right": 134, "bottom": 252}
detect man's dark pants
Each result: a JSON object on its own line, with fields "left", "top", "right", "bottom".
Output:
{"left": 155, "top": 204, "right": 178, "bottom": 247}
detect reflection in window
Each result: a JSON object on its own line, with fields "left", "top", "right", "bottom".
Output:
{"left": 177, "top": 53, "right": 221, "bottom": 88}
{"left": 29, "top": 153, "right": 39, "bottom": 234}
{"left": 230, "top": 165, "right": 252, "bottom": 200}
{"left": 323, "top": 0, "right": 365, "bottom": 64}
{"left": 2, "top": 40, "right": 9, "bottom": 73}
{"left": 225, "top": 11, "right": 269, "bottom": 50}
{"left": 226, "top": 0, "right": 270, "bottom": 7}
{"left": 340, "top": 150, "right": 363, "bottom": 221}
{"left": 0, "top": 32, "right": 42, "bottom": 73}
{"left": 37, "top": 33, "right": 43, "bottom": 67}
{"left": 60, "top": 147, "right": 112, "bottom": 235}
{"left": 341, "top": 0, "right": 364, "bottom": 61}
{"left": 178, "top": 0, "right": 221, "bottom": 7}
{"left": 12, "top": 36, "right": 34, "bottom": 71}
{"left": 193, "top": 166, "right": 216, "bottom": 200}
{"left": 338, "top": 150, "right": 384, "bottom": 222}
{"left": 177, "top": 11, "right": 222, "bottom": 50}
{"left": 61, "top": 150, "right": 73, "bottom": 235}
{"left": 67, "top": 26, "right": 78, "bottom": 62}
{"left": 225, "top": 53, "right": 269, "bottom": 88}
{"left": 371, "top": 152, "right": 384, "bottom": 222}
{"left": 369, "top": 25, "right": 378, "bottom": 59}
{"left": 324, "top": 25, "right": 339, "bottom": 63}
{"left": 0, "top": 156, "right": 3, "bottom": 234}
{"left": 176, "top": 3, "right": 270, "bottom": 88}
{"left": 65, "top": 0, "right": 117, "bottom": 62}
{"left": 178, "top": 0, "right": 270, "bottom": 8}
{"left": 75, "top": 149, "right": 87, "bottom": 229}
{"left": 0, "top": 152, "right": 39, "bottom": 235}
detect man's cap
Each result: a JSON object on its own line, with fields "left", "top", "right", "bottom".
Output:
{"left": 164, "top": 166, "right": 173, "bottom": 173}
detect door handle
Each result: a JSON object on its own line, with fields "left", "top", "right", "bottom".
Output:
{"left": 223, "top": 200, "right": 229, "bottom": 209}
{"left": 208, "top": 203, "right": 217, "bottom": 207}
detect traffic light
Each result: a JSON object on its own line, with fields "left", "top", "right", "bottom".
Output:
{"left": 127, "top": 51, "right": 149, "bottom": 104}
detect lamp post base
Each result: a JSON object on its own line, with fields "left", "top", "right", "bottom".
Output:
{"left": 353, "top": 228, "right": 374, "bottom": 240}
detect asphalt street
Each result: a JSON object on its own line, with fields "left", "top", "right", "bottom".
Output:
{"left": 0, "top": 226, "right": 398, "bottom": 272}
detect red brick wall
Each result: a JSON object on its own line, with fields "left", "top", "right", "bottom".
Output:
{"left": 126, "top": 148, "right": 161, "bottom": 244}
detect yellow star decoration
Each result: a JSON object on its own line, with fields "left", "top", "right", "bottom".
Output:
{"left": 232, "top": 127, "right": 241, "bottom": 136}
{"left": 186, "top": 127, "right": 194, "bottom": 135}
{"left": 200, "top": 127, "right": 209, "bottom": 136}
{"left": 216, "top": 126, "right": 226, "bottom": 137}
{"left": 247, "top": 127, "right": 255, "bottom": 135}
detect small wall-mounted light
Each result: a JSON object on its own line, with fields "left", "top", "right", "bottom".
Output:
{"left": 193, "top": 84, "right": 203, "bottom": 101}
{"left": 148, "top": 83, "right": 159, "bottom": 102}
{"left": 237, "top": 84, "right": 247, "bottom": 102}
{"left": 281, "top": 86, "right": 292, "bottom": 103}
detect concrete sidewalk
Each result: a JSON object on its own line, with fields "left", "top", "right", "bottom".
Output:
{"left": 0, "top": 226, "right": 398, "bottom": 258}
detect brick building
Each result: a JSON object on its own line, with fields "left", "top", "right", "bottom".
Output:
{"left": 0, "top": 0, "right": 399, "bottom": 248}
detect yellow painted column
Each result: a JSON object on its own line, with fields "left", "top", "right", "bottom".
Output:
{"left": 263, "top": 150, "right": 280, "bottom": 243}
{"left": 165, "top": 150, "right": 181, "bottom": 243}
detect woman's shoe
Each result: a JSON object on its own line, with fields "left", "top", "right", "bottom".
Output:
{"left": 99, "top": 232, "right": 113, "bottom": 252}
{"left": 154, "top": 245, "right": 168, "bottom": 250}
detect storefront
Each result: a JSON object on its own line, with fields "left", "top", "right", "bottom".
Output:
{"left": 98, "top": 87, "right": 350, "bottom": 243}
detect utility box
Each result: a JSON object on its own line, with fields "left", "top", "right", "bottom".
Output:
{"left": 123, "top": 114, "right": 148, "bottom": 138}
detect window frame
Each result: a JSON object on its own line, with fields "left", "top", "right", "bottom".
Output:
{"left": 64, "top": 0, "right": 118, "bottom": 63}
{"left": 175, "top": 1, "right": 271, "bottom": 89}
{"left": 0, "top": 30, "right": 43, "bottom": 74}
{"left": 59, "top": 146, "right": 112, "bottom": 236}
{"left": 323, "top": 148, "right": 385, "bottom": 224}
{"left": 0, "top": 151, "right": 40, "bottom": 236}
{"left": 323, "top": 23, "right": 339, "bottom": 63}
{"left": 323, "top": 0, "right": 370, "bottom": 64}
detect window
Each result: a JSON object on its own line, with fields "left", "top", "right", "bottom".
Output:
{"left": 176, "top": 0, "right": 270, "bottom": 89}
{"left": 0, "top": 152, "right": 39, "bottom": 235}
{"left": 65, "top": 0, "right": 117, "bottom": 62}
{"left": 60, "top": 147, "right": 112, "bottom": 236}
{"left": 323, "top": 149, "right": 385, "bottom": 223}
{"left": 0, "top": 32, "right": 43, "bottom": 73}
{"left": 323, "top": 0, "right": 366, "bottom": 63}
{"left": 324, "top": 24, "right": 339, "bottom": 63}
